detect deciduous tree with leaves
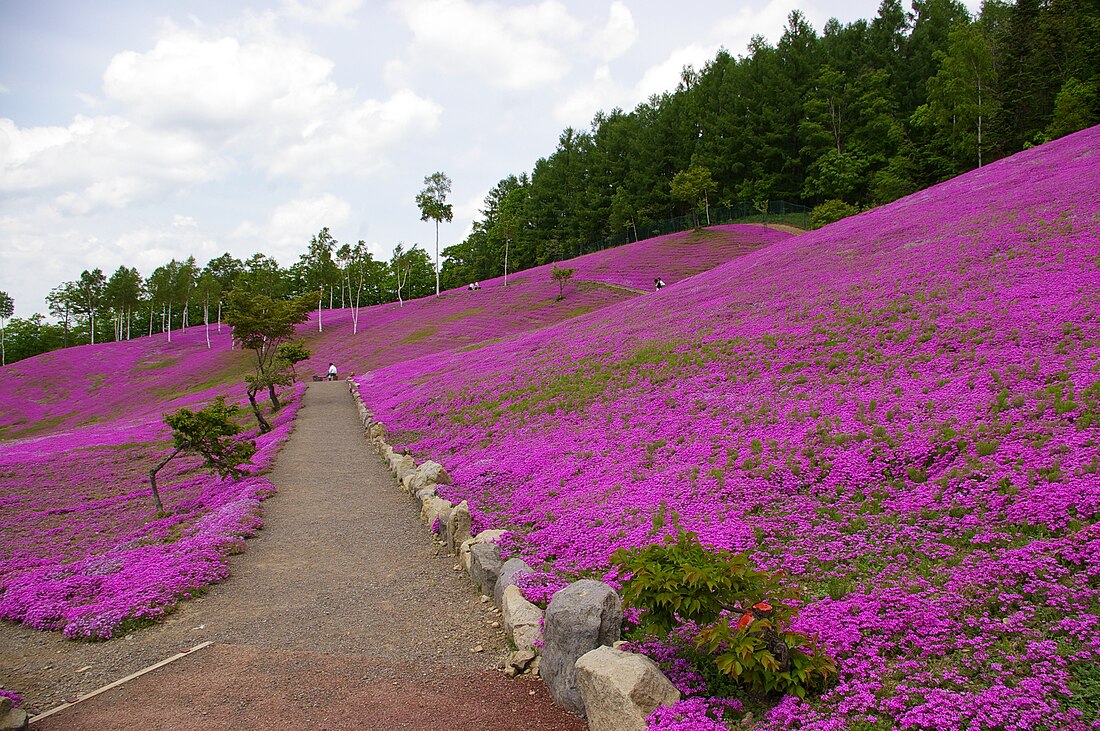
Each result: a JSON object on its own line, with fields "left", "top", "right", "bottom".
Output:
{"left": 224, "top": 291, "right": 312, "bottom": 433}
{"left": 670, "top": 164, "right": 718, "bottom": 228}
{"left": 551, "top": 264, "right": 576, "bottom": 300}
{"left": 149, "top": 397, "right": 256, "bottom": 515}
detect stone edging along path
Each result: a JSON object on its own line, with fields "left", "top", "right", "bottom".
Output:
{"left": 346, "top": 380, "right": 684, "bottom": 730}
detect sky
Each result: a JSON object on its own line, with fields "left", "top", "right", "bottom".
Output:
{"left": 0, "top": 0, "right": 980, "bottom": 318}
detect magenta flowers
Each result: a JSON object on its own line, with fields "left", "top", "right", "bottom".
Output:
{"left": 352, "top": 128, "right": 1100, "bottom": 728}
{"left": 0, "top": 324, "right": 302, "bottom": 639}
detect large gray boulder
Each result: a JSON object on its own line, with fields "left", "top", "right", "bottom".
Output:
{"left": 539, "top": 580, "right": 623, "bottom": 717}
{"left": 468, "top": 542, "right": 502, "bottom": 596}
{"left": 501, "top": 584, "right": 543, "bottom": 652}
{"left": 444, "top": 500, "right": 473, "bottom": 554}
{"left": 575, "top": 646, "right": 680, "bottom": 731}
{"left": 493, "top": 557, "right": 532, "bottom": 608}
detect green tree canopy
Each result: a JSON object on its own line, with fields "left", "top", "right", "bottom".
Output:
{"left": 149, "top": 397, "right": 256, "bottom": 514}
{"left": 224, "top": 291, "right": 313, "bottom": 432}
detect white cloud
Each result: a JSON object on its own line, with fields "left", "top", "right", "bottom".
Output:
{"left": 232, "top": 193, "right": 353, "bottom": 264}
{"left": 99, "top": 26, "right": 442, "bottom": 181}
{"left": 172, "top": 214, "right": 198, "bottom": 228}
{"left": 552, "top": 42, "right": 718, "bottom": 126}
{"left": 594, "top": 1, "right": 637, "bottom": 61}
{"left": 102, "top": 31, "right": 337, "bottom": 137}
{"left": 393, "top": 0, "right": 582, "bottom": 90}
{"left": 552, "top": 0, "right": 795, "bottom": 127}
{"left": 279, "top": 0, "right": 364, "bottom": 27}
{"left": 268, "top": 89, "right": 443, "bottom": 179}
{"left": 712, "top": 0, "right": 804, "bottom": 54}
{"left": 1, "top": 115, "right": 227, "bottom": 211}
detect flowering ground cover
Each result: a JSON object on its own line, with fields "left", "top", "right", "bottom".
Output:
{"left": 0, "top": 324, "right": 246, "bottom": 439}
{"left": 296, "top": 225, "right": 789, "bottom": 378}
{"left": 0, "top": 323, "right": 302, "bottom": 640}
{"left": 0, "top": 224, "right": 775, "bottom": 650}
{"left": 355, "top": 127, "right": 1100, "bottom": 729}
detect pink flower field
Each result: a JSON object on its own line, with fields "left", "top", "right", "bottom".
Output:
{"left": 0, "top": 224, "right": 775, "bottom": 643}
{"left": 353, "top": 127, "right": 1100, "bottom": 729}
{"left": 296, "top": 223, "right": 790, "bottom": 376}
{"left": 0, "top": 325, "right": 302, "bottom": 639}
{"left": 2, "top": 123, "right": 1097, "bottom": 728}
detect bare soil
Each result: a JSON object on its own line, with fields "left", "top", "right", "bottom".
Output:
{"left": 0, "top": 382, "right": 585, "bottom": 730}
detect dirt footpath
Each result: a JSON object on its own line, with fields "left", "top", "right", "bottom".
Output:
{"left": 1, "top": 382, "right": 584, "bottom": 729}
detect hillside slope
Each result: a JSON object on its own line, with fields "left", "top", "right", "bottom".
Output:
{"left": 0, "top": 223, "right": 782, "bottom": 644}
{"left": 275, "top": 224, "right": 789, "bottom": 378}
{"left": 354, "top": 127, "right": 1100, "bottom": 728}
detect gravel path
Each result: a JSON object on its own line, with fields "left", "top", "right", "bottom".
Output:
{"left": 1, "top": 382, "right": 585, "bottom": 728}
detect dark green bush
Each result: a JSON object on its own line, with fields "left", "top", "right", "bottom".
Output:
{"left": 613, "top": 529, "right": 836, "bottom": 698}
{"left": 810, "top": 199, "right": 860, "bottom": 229}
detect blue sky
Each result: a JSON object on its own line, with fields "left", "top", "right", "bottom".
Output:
{"left": 0, "top": 0, "right": 979, "bottom": 317}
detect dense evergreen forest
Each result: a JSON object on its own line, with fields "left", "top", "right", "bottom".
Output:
{"left": 1, "top": 0, "right": 1096, "bottom": 365}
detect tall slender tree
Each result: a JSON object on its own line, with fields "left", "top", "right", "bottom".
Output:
{"left": 416, "top": 172, "right": 453, "bottom": 296}
{"left": 75, "top": 268, "right": 107, "bottom": 345}
{"left": 0, "top": 291, "right": 13, "bottom": 367}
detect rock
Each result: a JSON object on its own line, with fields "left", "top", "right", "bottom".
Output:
{"left": 501, "top": 585, "right": 543, "bottom": 652}
{"left": 436, "top": 507, "right": 452, "bottom": 537}
{"left": 469, "top": 541, "right": 503, "bottom": 596}
{"left": 0, "top": 698, "right": 28, "bottom": 731}
{"left": 444, "top": 501, "right": 473, "bottom": 554}
{"left": 406, "top": 460, "right": 452, "bottom": 494}
{"left": 504, "top": 649, "right": 537, "bottom": 677}
{"left": 575, "top": 646, "right": 680, "bottom": 731}
{"left": 459, "top": 529, "right": 509, "bottom": 570}
{"left": 418, "top": 460, "right": 452, "bottom": 485}
{"left": 393, "top": 455, "right": 417, "bottom": 482}
{"left": 420, "top": 495, "right": 452, "bottom": 528}
{"left": 493, "top": 557, "right": 532, "bottom": 608}
{"left": 539, "top": 580, "right": 623, "bottom": 717}
{"left": 415, "top": 485, "right": 437, "bottom": 501}
{"left": 369, "top": 422, "right": 387, "bottom": 441}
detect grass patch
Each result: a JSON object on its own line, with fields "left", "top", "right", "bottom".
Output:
{"left": 458, "top": 338, "right": 503, "bottom": 352}
{"left": 399, "top": 327, "right": 439, "bottom": 344}
{"left": 135, "top": 357, "right": 179, "bottom": 371}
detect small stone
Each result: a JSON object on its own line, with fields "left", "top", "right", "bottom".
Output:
{"left": 480, "top": 595, "right": 491, "bottom": 603}
{"left": 471, "top": 645, "right": 484, "bottom": 653}
{"left": 491, "top": 621, "right": 500, "bottom": 628}
{"left": 77, "top": 665, "right": 91, "bottom": 672}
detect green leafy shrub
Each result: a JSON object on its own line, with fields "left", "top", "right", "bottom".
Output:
{"left": 810, "top": 199, "right": 859, "bottom": 229}
{"left": 613, "top": 529, "right": 836, "bottom": 698}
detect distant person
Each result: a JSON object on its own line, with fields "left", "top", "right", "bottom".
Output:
{"left": 327, "top": 362, "right": 338, "bottom": 381}
{"left": 654, "top": 277, "right": 666, "bottom": 291}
